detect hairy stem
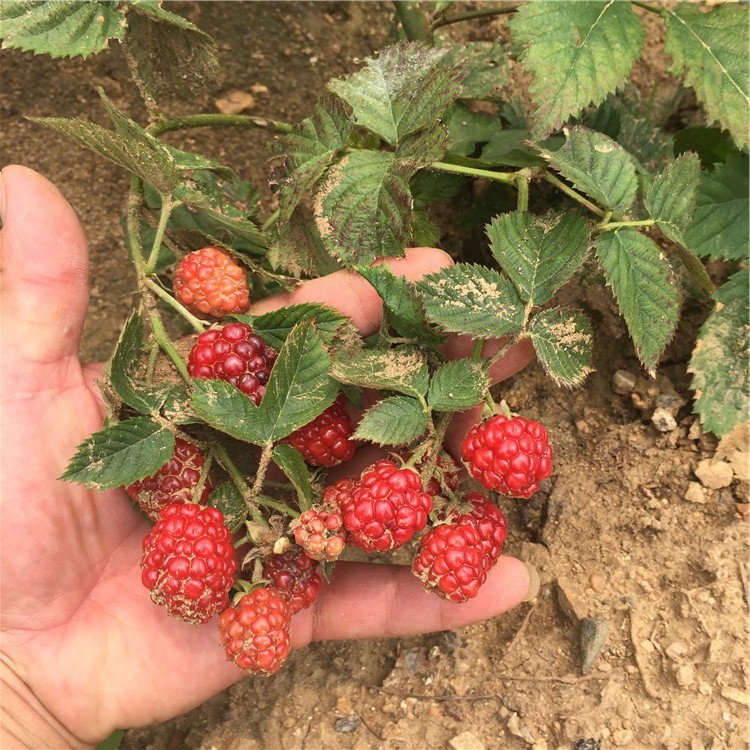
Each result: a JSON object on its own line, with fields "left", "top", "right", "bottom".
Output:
{"left": 144, "top": 195, "right": 174, "bottom": 275}
{"left": 430, "top": 161, "right": 518, "bottom": 185}
{"left": 431, "top": 4, "right": 520, "bottom": 31}
{"left": 149, "top": 314, "right": 190, "bottom": 383}
{"left": 148, "top": 113, "right": 293, "bottom": 137}
{"left": 144, "top": 278, "right": 206, "bottom": 333}
{"left": 393, "top": 1, "right": 432, "bottom": 41}
{"left": 599, "top": 219, "right": 657, "bottom": 232}
{"left": 542, "top": 172, "right": 606, "bottom": 218}
{"left": 213, "top": 444, "right": 266, "bottom": 525}
{"left": 126, "top": 176, "right": 147, "bottom": 276}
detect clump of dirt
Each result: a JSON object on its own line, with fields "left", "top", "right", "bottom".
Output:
{"left": 2, "top": 3, "right": 747, "bottom": 749}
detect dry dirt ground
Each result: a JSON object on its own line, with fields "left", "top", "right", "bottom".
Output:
{"left": 2, "top": 3, "right": 748, "bottom": 749}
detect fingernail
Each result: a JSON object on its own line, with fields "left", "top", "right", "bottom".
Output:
{"left": 522, "top": 562, "right": 541, "bottom": 602}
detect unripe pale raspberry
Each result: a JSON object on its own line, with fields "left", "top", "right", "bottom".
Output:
{"left": 281, "top": 398, "right": 356, "bottom": 467}
{"left": 218, "top": 587, "right": 291, "bottom": 674}
{"left": 125, "top": 437, "right": 212, "bottom": 521}
{"left": 187, "top": 322, "right": 277, "bottom": 405}
{"left": 291, "top": 504, "right": 347, "bottom": 561}
{"left": 340, "top": 460, "right": 433, "bottom": 553}
{"left": 261, "top": 548, "right": 322, "bottom": 614}
{"left": 141, "top": 503, "right": 237, "bottom": 624}
{"left": 174, "top": 246, "right": 249, "bottom": 318}
{"left": 461, "top": 414, "right": 552, "bottom": 498}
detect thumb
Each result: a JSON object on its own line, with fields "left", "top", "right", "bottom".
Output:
{"left": 0, "top": 165, "right": 90, "bottom": 385}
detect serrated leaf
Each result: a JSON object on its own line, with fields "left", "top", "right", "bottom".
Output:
{"left": 537, "top": 126, "right": 638, "bottom": 214}
{"left": 663, "top": 3, "right": 749, "bottom": 150}
{"left": 240, "top": 303, "right": 351, "bottom": 350}
{"left": 427, "top": 359, "right": 489, "bottom": 412}
{"left": 411, "top": 208, "right": 442, "bottom": 249}
{"left": 683, "top": 153, "right": 749, "bottom": 261}
{"left": 268, "top": 207, "right": 338, "bottom": 279}
{"left": 689, "top": 293, "right": 749, "bottom": 437}
{"left": 356, "top": 265, "right": 443, "bottom": 346}
{"left": 208, "top": 482, "right": 246, "bottom": 533}
{"left": 314, "top": 151, "right": 414, "bottom": 266}
{"left": 418, "top": 263, "right": 525, "bottom": 338}
{"left": 444, "top": 103, "right": 498, "bottom": 157}
{"left": 191, "top": 379, "right": 265, "bottom": 444}
{"left": 440, "top": 41, "right": 510, "bottom": 100}
{"left": 510, "top": 1, "right": 645, "bottom": 138}
{"left": 715, "top": 267, "right": 749, "bottom": 306}
{"left": 0, "top": 0, "right": 126, "bottom": 59}
{"left": 271, "top": 444, "right": 314, "bottom": 510}
{"left": 529, "top": 307, "right": 594, "bottom": 388}
{"left": 480, "top": 129, "right": 551, "bottom": 168}
{"left": 61, "top": 416, "right": 174, "bottom": 490}
{"left": 353, "top": 396, "right": 429, "bottom": 446}
{"left": 331, "top": 347, "right": 429, "bottom": 399}
{"left": 645, "top": 153, "right": 701, "bottom": 245}
{"left": 327, "top": 41, "right": 464, "bottom": 146}
{"left": 486, "top": 211, "right": 591, "bottom": 306}
{"left": 595, "top": 229, "right": 681, "bottom": 374}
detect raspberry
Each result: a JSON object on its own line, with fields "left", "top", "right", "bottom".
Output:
{"left": 291, "top": 503, "right": 347, "bottom": 562}
{"left": 323, "top": 478, "right": 356, "bottom": 511}
{"left": 461, "top": 413, "right": 552, "bottom": 498}
{"left": 447, "top": 492, "right": 507, "bottom": 566}
{"left": 218, "top": 587, "right": 291, "bottom": 674}
{"left": 140, "top": 503, "right": 237, "bottom": 624}
{"left": 173, "top": 246, "right": 249, "bottom": 319}
{"left": 340, "top": 460, "right": 433, "bottom": 553}
{"left": 125, "top": 437, "right": 212, "bottom": 521}
{"left": 281, "top": 398, "right": 355, "bottom": 467}
{"left": 261, "top": 548, "right": 322, "bottom": 614}
{"left": 412, "top": 522, "right": 488, "bottom": 602}
{"left": 187, "top": 322, "right": 277, "bottom": 405}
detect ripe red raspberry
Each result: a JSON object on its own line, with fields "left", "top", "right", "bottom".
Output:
{"left": 125, "top": 437, "right": 212, "bottom": 521}
{"left": 449, "top": 492, "right": 507, "bottom": 566}
{"left": 281, "top": 398, "right": 355, "bottom": 467}
{"left": 140, "top": 503, "right": 237, "bottom": 624}
{"left": 412, "top": 522, "right": 488, "bottom": 603}
{"left": 291, "top": 503, "right": 347, "bottom": 561}
{"left": 174, "top": 246, "right": 249, "bottom": 319}
{"left": 340, "top": 460, "right": 433, "bottom": 553}
{"left": 461, "top": 413, "right": 552, "bottom": 498}
{"left": 261, "top": 548, "right": 322, "bottom": 614}
{"left": 323, "top": 478, "right": 356, "bottom": 511}
{"left": 187, "top": 322, "right": 277, "bottom": 404}
{"left": 218, "top": 587, "right": 291, "bottom": 674}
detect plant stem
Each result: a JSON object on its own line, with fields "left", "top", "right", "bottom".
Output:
{"left": 516, "top": 172, "right": 530, "bottom": 212}
{"left": 598, "top": 219, "right": 657, "bottom": 232}
{"left": 256, "top": 495, "right": 300, "bottom": 519}
{"left": 631, "top": 1, "right": 663, "bottom": 15}
{"left": 126, "top": 176, "right": 147, "bottom": 275}
{"left": 542, "top": 172, "right": 606, "bottom": 218}
{"left": 250, "top": 443, "right": 275, "bottom": 502}
{"left": 430, "top": 160, "right": 518, "bottom": 185}
{"left": 144, "top": 195, "right": 174, "bottom": 275}
{"left": 430, "top": 4, "right": 520, "bottom": 31}
{"left": 213, "top": 444, "right": 266, "bottom": 525}
{"left": 393, "top": 1, "right": 432, "bottom": 41}
{"left": 148, "top": 113, "right": 293, "bottom": 137}
{"left": 145, "top": 341, "right": 159, "bottom": 384}
{"left": 144, "top": 278, "right": 206, "bottom": 333}
{"left": 471, "top": 338, "right": 486, "bottom": 361}
{"left": 149, "top": 313, "right": 191, "bottom": 383}
{"left": 261, "top": 208, "right": 280, "bottom": 233}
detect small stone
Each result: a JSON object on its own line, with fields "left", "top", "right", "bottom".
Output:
{"left": 652, "top": 407, "right": 677, "bottom": 432}
{"left": 684, "top": 482, "right": 707, "bottom": 504}
{"left": 612, "top": 728, "right": 634, "bottom": 746}
{"left": 694, "top": 459, "right": 733, "bottom": 489}
{"left": 665, "top": 641, "right": 688, "bottom": 661}
{"left": 449, "top": 730, "right": 486, "bottom": 750}
{"left": 335, "top": 696, "right": 352, "bottom": 713}
{"left": 690, "top": 740, "right": 707, "bottom": 750}
{"left": 250, "top": 83, "right": 269, "bottom": 96}
{"left": 580, "top": 618, "right": 609, "bottom": 674}
{"left": 720, "top": 686, "right": 750, "bottom": 706}
{"left": 675, "top": 664, "right": 695, "bottom": 687}
{"left": 640, "top": 639, "right": 656, "bottom": 654}
{"left": 589, "top": 573, "right": 606, "bottom": 593}
{"left": 214, "top": 89, "right": 255, "bottom": 114}
{"left": 556, "top": 576, "right": 588, "bottom": 624}
{"left": 576, "top": 419, "right": 590, "bottom": 434}
{"left": 507, "top": 713, "right": 536, "bottom": 744}
{"left": 532, "top": 741, "right": 549, "bottom": 750}
{"left": 335, "top": 716, "right": 361, "bottom": 733}
{"left": 613, "top": 370, "right": 637, "bottom": 394}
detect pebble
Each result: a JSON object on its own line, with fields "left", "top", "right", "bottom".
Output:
{"left": 449, "top": 730, "right": 486, "bottom": 750}
{"left": 335, "top": 696, "right": 352, "bottom": 713}
{"left": 556, "top": 576, "right": 588, "bottom": 624}
{"left": 334, "top": 716, "right": 361, "bottom": 733}
{"left": 675, "top": 664, "right": 695, "bottom": 687}
{"left": 665, "top": 641, "right": 688, "bottom": 661}
{"left": 652, "top": 406, "right": 677, "bottom": 432}
{"left": 580, "top": 618, "right": 609, "bottom": 674}
{"left": 684, "top": 481, "right": 707, "bottom": 504}
{"left": 720, "top": 686, "right": 750, "bottom": 706}
{"left": 250, "top": 83, "right": 269, "bottom": 96}
{"left": 612, "top": 728, "right": 634, "bottom": 746}
{"left": 507, "top": 713, "right": 537, "bottom": 744}
{"left": 613, "top": 370, "right": 637, "bottom": 394}
{"left": 214, "top": 89, "right": 255, "bottom": 114}
{"left": 589, "top": 573, "right": 606, "bottom": 593}
{"left": 694, "top": 459, "right": 733, "bottom": 489}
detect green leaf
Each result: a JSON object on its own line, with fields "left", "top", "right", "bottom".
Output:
{"left": 331, "top": 347, "right": 429, "bottom": 399}
{"left": 444, "top": 103, "right": 498, "bottom": 157}
{"left": 276, "top": 95, "right": 352, "bottom": 222}
{"left": 715, "top": 267, "right": 749, "bottom": 306}
{"left": 353, "top": 396, "right": 429, "bottom": 446}
{"left": 644, "top": 153, "right": 701, "bottom": 245}
{"left": 427, "top": 359, "right": 489, "bottom": 412}
{"left": 440, "top": 41, "right": 510, "bottom": 100}
{"left": 268, "top": 207, "right": 338, "bottom": 279}
{"left": 480, "top": 129, "right": 551, "bottom": 168}
{"left": 271, "top": 444, "right": 314, "bottom": 510}
{"left": 595, "top": 229, "right": 681, "bottom": 374}
{"left": 327, "top": 41, "right": 464, "bottom": 146}
{"left": 241, "top": 303, "right": 351, "bottom": 350}
{"left": 674, "top": 127, "right": 735, "bottom": 169}
{"left": 356, "top": 265, "right": 443, "bottom": 346}
{"left": 528, "top": 307, "right": 594, "bottom": 388}
{"left": 689, "top": 292, "right": 749, "bottom": 437}
{"left": 191, "top": 379, "right": 264, "bottom": 444}
{"left": 663, "top": 3, "right": 749, "bottom": 150}
{"left": 208, "top": 482, "right": 246, "bottom": 533}
{"left": 314, "top": 151, "right": 414, "bottom": 266}
{"left": 61, "top": 416, "right": 175, "bottom": 490}
{"left": 0, "top": 0, "right": 126, "bottom": 58}
{"left": 537, "top": 126, "right": 638, "bottom": 214}
{"left": 510, "top": 0, "right": 645, "bottom": 138}
{"left": 683, "top": 153, "right": 749, "bottom": 261}
{"left": 486, "top": 211, "right": 591, "bottom": 306}
{"left": 418, "top": 263, "right": 525, "bottom": 338}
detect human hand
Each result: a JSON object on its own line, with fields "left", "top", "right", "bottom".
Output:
{"left": 0, "top": 165, "right": 538, "bottom": 748}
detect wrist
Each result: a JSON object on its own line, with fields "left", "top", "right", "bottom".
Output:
{"left": 0, "top": 655, "right": 92, "bottom": 750}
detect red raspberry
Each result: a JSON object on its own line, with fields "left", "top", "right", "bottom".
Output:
{"left": 125, "top": 437, "right": 212, "bottom": 521}
{"left": 174, "top": 246, "right": 249, "bottom": 319}
{"left": 187, "top": 322, "right": 277, "bottom": 405}
{"left": 291, "top": 503, "right": 347, "bottom": 561}
{"left": 261, "top": 548, "right": 322, "bottom": 614}
{"left": 340, "top": 460, "right": 433, "bottom": 553}
{"left": 448, "top": 492, "right": 507, "bottom": 566}
{"left": 323, "top": 478, "right": 356, "bottom": 511}
{"left": 412, "top": 522, "right": 488, "bottom": 602}
{"left": 281, "top": 398, "right": 355, "bottom": 467}
{"left": 218, "top": 587, "right": 291, "bottom": 674}
{"left": 461, "top": 414, "right": 552, "bottom": 498}
{"left": 141, "top": 503, "right": 237, "bottom": 624}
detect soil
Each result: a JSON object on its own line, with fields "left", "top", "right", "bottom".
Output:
{"left": 2, "top": 3, "right": 748, "bottom": 750}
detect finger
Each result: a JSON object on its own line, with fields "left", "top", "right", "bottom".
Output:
{"left": 291, "top": 555, "right": 534, "bottom": 648}
{"left": 0, "top": 165, "right": 90, "bottom": 383}
{"left": 248, "top": 246, "right": 454, "bottom": 336}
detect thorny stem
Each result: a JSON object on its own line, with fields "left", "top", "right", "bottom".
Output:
{"left": 430, "top": 160, "right": 518, "bottom": 185}
{"left": 542, "top": 171, "right": 606, "bottom": 218}
{"left": 145, "top": 341, "right": 160, "bottom": 384}
{"left": 430, "top": 4, "right": 520, "bottom": 31}
{"left": 144, "top": 195, "right": 175, "bottom": 275}
{"left": 144, "top": 278, "right": 206, "bottom": 333}
{"left": 213, "top": 444, "right": 266, "bottom": 525}
{"left": 599, "top": 219, "right": 657, "bottom": 232}
{"left": 393, "top": 1, "right": 432, "bottom": 42}
{"left": 250, "top": 443, "right": 275, "bottom": 504}
{"left": 149, "top": 314, "right": 191, "bottom": 383}
{"left": 126, "top": 176, "right": 147, "bottom": 276}
{"left": 148, "top": 113, "right": 293, "bottom": 137}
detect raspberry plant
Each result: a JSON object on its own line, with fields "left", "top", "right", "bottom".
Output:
{"left": 3, "top": 0, "right": 747, "bottom": 676}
